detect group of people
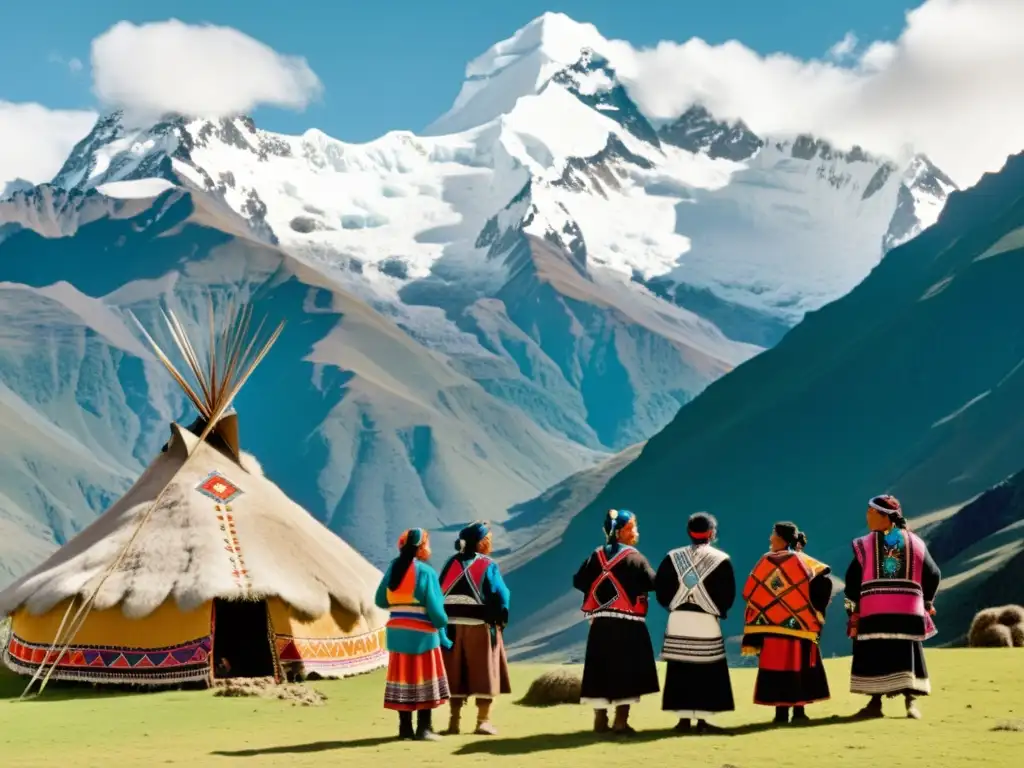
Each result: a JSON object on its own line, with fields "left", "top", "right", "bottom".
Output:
{"left": 575, "top": 495, "right": 941, "bottom": 734}
{"left": 374, "top": 493, "right": 942, "bottom": 742}
{"left": 374, "top": 521, "right": 511, "bottom": 741}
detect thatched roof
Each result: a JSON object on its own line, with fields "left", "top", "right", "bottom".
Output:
{"left": 0, "top": 301, "right": 385, "bottom": 624}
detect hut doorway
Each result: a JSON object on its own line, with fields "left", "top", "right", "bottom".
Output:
{"left": 212, "top": 599, "right": 276, "bottom": 679}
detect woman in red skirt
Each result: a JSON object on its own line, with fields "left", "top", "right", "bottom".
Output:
{"left": 741, "top": 522, "right": 833, "bottom": 724}
{"left": 374, "top": 528, "right": 453, "bottom": 740}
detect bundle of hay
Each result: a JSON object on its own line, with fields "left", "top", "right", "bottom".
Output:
{"left": 968, "top": 605, "right": 1024, "bottom": 648}
{"left": 213, "top": 677, "right": 327, "bottom": 706}
{"left": 517, "top": 667, "right": 582, "bottom": 707}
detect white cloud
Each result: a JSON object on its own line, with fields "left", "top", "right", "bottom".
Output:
{"left": 90, "top": 19, "right": 323, "bottom": 122}
{"left": 612, "top": 0, "right": 1024, "bottom": 185}
{"left": 576, "top": 69, "right": 615, "bottom": 96}
{"left": 68, "top": 58, "right": 84, "bottom": 74}
{"left": 0, "top": 102, "right": 96, "bottom": 190}
{"left": 827, "top": 32, "right": 858, "bottom": 62}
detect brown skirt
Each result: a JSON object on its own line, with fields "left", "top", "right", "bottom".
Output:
{"left": 441, "top": 623, "right": 512, "bottom": 698}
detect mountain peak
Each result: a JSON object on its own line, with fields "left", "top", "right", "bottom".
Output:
{"left": 1, "top": 177, "right": 34, "bottom": 201}
{"left": 425, "top": 13, "right": 611, "bottom": 136}
{"left": 658, "top": 104, "right": 763, "bottom": 162}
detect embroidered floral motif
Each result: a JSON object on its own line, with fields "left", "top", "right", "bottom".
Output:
{"left": 880, "top": 529, "right": 905, "bottom": 578}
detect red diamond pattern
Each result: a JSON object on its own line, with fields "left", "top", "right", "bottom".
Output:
{"left": 197, "top": 472, "right": 243, "bottom": 503}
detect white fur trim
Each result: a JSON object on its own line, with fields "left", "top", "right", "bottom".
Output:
{"left": 239, "top": 451, "right": 264, "bottom": 476}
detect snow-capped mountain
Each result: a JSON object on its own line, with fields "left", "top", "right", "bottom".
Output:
{"left": 42, "top": 14, "right": 955, "bottom": 352}
{"left": 0, "top": 12, "right": 956, "bottom": 582}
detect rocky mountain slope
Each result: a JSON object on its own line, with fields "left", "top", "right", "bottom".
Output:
{"left": 921, "top": 469, "right": 1024, "bottom": 643}
{"left": 0, "top": 183, "right": 595, "bottom": 583}
{"left": 0, "top": 12, "right": 956, "bottom": 584}
{"left": 503, "top": 148, "right": 1024, "bottom": 660}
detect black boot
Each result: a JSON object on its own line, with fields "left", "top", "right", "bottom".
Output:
{"left": 854, "top": 695, "right": 884, "bottom": 719}
{"left": 774, "top": 706, "right": 789, "bottom": 724}
{"left": 791, "top": 706, "right": 809, "bottom": 723}
{"left": 696, "top": 719, "right": 723, "bottom": 734}
{"left": 674, "top": 718, "right": 692, "bottom": 733}
{"left": 398, "top": 711, "right": 414, "bottom": 740}
{"left": 416, "top": 709, "right": 442, "bottom": 741}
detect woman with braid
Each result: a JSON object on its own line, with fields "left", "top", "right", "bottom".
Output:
{"left": 845, "top": 495, "right": 941, "bottom": 720}
{"left": 375, "top": 528, "right": 452, "bottom": 741}
{"left": 574, "top": 509, "right": 659, "bottom": 735}
{"left": 741, "top": 522, "right": 833, "bottom": 725}
{"left": 438, "top": 521, "right": 512, "bottom": 735}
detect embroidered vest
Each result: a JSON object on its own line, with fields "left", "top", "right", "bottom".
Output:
{"left": 742, "top": 550, "right": 828, "bottom": 642}
{"left": 853, "top": 530, "right": 936, "bottom": 641}
{"left": 385, "top": 562, "right": 434, "bottom": 633}
{"left": 581, "top": 546, "right": 649, "bottom": 620}
{"left": 666, "top": 545, "right": 729, "bottom": 616}
{"left": 440, "top": 555, "right": 493, "bottom": 623}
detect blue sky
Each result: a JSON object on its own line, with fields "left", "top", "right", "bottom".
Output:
{"left": 2, "top": 0, "right": 911, "bottom": 142}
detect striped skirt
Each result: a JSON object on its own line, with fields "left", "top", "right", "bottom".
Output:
{"left": 383, "top": 647, "right": 451, "bottom": 711}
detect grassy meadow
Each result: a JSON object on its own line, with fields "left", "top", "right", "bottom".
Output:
{"left": 1, "top": 650, "right": 1022, "bottom": 768}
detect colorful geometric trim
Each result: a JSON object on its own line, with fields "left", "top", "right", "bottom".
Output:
{"left": 3, "top": 632, "right": 213, "bottom": 685}
{"left": 386, "top": 608, "right": 436, "bottom": 633}
{"left": 274, "top": 627, "right": 387, "bottom": 677}
{"left": 197, "top": 471, "right": 244, "bottom": 503}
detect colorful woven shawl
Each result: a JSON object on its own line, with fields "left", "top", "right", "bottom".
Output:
{"left": 742, "top": 550, "right": 828, "bottom": 642}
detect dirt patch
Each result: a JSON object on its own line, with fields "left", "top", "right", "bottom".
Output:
{"left": 212, "top": 677, "right": 327, "bottom": 706}
{"left": 992, "top": 720, "right": 1024, "bottom": 732}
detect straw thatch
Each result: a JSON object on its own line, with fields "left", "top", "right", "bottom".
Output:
{"left": 517, "top": 667, "right": 582, "bottom": 707}
{"left": 0, "top": 301, "right": 384, "bottom": 625}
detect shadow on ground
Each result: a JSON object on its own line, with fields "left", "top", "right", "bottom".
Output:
{"left": 1, "top": 672, "right": 159, "bottom": 702}
{"left": 211, "top": 738, "right": 396, "bottom": 756}
{"left": 453, "top": 715, "right": 867, "bottom": 756}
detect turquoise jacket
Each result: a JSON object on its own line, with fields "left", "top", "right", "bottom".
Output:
{"left": 375, "top": 559, "right": 453, "bottom": 655}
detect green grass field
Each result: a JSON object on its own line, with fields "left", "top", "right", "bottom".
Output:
{"left": 2, "top": 650, "right": 1022, "bottom": 768}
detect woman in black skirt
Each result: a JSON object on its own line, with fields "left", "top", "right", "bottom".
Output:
{"left": 845, "top": 495, "right": 941, "bottom": 719}
{"left": 574, "top": 508, "right": 660, "bottom": 735}
{"left": 655, "top": 512, "right": 736, "bottom": 734}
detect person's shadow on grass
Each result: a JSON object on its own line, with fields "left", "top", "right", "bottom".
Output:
{"left": 454, "top": 729, "right": 675, "bottom": 756}
{"left": 211, "top": 737, "right": 396, "bottom": 756}
{"left": 453, "top": 715, "right": 867, "bottom": 756}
